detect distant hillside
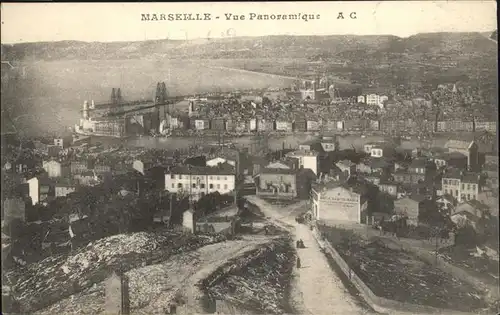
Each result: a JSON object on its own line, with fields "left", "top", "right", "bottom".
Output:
{"left": 1, "top": 32, "right": 496, "bottom": 61}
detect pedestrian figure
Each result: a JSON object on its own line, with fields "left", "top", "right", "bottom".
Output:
{"left": 296, "top": 240, "right": 300, "bottom": 248}
{"left": 296, "top": 257, "right": 301, "bottom": 269}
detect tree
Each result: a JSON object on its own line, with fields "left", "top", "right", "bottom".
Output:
{"left": 454, "top": 224, "right": 478, "bottom": 248}
{"left": 111, "top": 88, "right": 116, "bottom": 104}
{"left": 116, "top": 88, "right": 122, "bottom": 104}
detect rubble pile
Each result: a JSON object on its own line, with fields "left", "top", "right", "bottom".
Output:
{"left": 8, "top": 231, "right": 226, "bottom": 313}
{"left": 202, "top": 237, "right": 295, "bottom": 314}
{"left": 35, "top": 251, "right": 200, "bottom": 315}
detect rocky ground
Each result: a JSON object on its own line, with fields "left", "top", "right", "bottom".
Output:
{"left": 201, "top": 237, "right": 296, "bottom": 315}
{"left": 5, "top": 231, "right": 227, "bottom": 314}
{"left": 32, "top": 235, "right": 275, "bottom": 315}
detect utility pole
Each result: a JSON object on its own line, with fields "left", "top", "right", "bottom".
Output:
{"left": 234, "top": 150, "right": 239, "bottom": 206}
{"left": 169, "top": 193, "right": 173, "bottom": 225}
{"left": 189, "top": 166, "right": 193, "bottom": 209}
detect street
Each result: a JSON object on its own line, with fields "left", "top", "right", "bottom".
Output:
{"left": 245, "top": 196, "right": 370, "bottom": 315}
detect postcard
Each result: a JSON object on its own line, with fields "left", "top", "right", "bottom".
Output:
{"left": 1, "top": 2, "right": 498, "bottom": 315}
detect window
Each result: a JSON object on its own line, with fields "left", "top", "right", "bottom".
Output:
{"left": 179, "top": 175, "right": 183, "bottom": 179}
{"left": 224, "top": 184, "right": 228, "bottom": 190}
{"left": 200, "top": 183, "right": 205, "bottom": 189}
{"left": 455, "top": 190, "right": 458, "bottom": 197}
{"left": 209, "top": 184, "right": 214, "bottom": 189}
{"left": 224, "top": 176, "right": 227, "bottom": 180}
{"left": 471, "top": 184, "right": 476, "bottom": 190}
{"left": 217, "top": 176, "right": 220, "bottom": 180}
{"left": 171, "top": 183, "right": 174, "bottom": 188}
{"left": 467, "top": 184, "right": 471, "bottom": 190}
{"left": 467, "top": 194, "right": 470, "bottom": 200}
{"left": 178, "top": 183, "right": 183, "bottom": 188}
{"left": 171, "top": 174, "right": 175, "bottom": 179}
{"left": 444, "top": 189, "right": 448, "bottom": 194}
{"left": 472, "top": 194, "right": 476, "bottom": 200}
{"left": 461, "top": 184, "right": 464, "bottom": 190}
{"left": 209, "top": 176, "right": 213, "bottom": 180}
{"left": 217, "top": 184, "right": 220, "bottom": 189}
{"left": 443, "top": 179, "right": 448, "bottom": 185}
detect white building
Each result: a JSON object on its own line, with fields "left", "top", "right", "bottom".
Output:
{"left": 132, "top": 159, "right": 154, "bottom": 175}
{"left": 310, "top": 184, "right": 367, "bottom": 223}
{"left": 285, "top": 150, "right": 319, "bottom": 176}
{"left": 363, "top": 141, "right": 387, "bottom": 154}
{"left": 26, "top": 177, "right": 51, "bottom": 205}
{"left": 206, "top": 157, "right": 236, "bottom": 168}
{"left": 26, "top": 177, "right": 40, "bottom": 205}
{"left": 441, "top": 169, "right": 481, "bottom": 203}
{"left": 43, "top": 160, "right": 66, "bottom": 178}
{"left": 370, "top": 144, "right": 394, "bottom": 158}
{"left": 165, "top": 164, "right": 236, "bottom": 201}
{"left": 365, "top": 94, "right": 388, "bottom": 109}
{"left": 182, "top": 209, "right": 195, "bottom": 233}
{"left": 55, "top": 181, "right": 77, "bottom": 197}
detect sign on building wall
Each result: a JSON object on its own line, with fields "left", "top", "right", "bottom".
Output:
{"left": 320, "top": 199, "right": 359, "bottom": 222}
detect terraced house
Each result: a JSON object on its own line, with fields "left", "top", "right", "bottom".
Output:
{"left": 441, "top": 168, "right": 481, "bottom": 203}
{"left": 165, "top": 164, "right": 236, "bottom": 201}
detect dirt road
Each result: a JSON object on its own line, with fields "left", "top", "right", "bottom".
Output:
{"left": 246, "top": 196, "right": 370, "bottom": 315}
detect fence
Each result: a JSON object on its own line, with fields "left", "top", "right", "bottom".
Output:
{"left": 311, "top": 227, "right": 475, "bottom": 315}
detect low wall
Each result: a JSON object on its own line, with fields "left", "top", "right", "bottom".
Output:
{"left": 311, "top": 227, "right": 474, "bottom": 315}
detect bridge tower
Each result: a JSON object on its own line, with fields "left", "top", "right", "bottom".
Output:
{"left": 300, "top": 80, "right": 317, "bottom": 101}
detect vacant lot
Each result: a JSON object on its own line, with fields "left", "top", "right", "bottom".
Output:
{"left": 318, "top": 225, "right": 489, "bottom": 312}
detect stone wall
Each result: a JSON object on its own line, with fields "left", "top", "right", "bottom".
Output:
{"left": 311, "top": 227, "right": 474, "bottom": 315}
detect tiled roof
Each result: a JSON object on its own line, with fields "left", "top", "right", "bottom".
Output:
{"left": 169, "top": 164, "right": 235, "bottom": 175}
{"left": 437, "top": 152, "right": 467, "bottom": 160}
{"left": 336, "top": 160, "right": 355, "bottom": 168}
{"left": 443, "top": 168, "right": 462, "bottom": 179}
{"left": 286, "top": 149, "right": 319, "bottom": 157}
{"left": 300, "top": 138, "right": 321, "bottom": 146}
{"left": 465, "top": 200, "right": 490, "bottom": 211}
{"left": 261, "top": 168, "right": 297, "bottom": 175}
{"left": 369, "top": 158, "right": 391, "bottom": 169}
{"left": 410, "top": 158, "right": 428, "bottom": 168}
{"left": 462, "top": 173, "right": 480, "bottom": 184}
{"left": 445, "top": 140, "right": 473, "bottom": 150}
{"left": 451, "top": 211, "right": 480, "bottom": 223}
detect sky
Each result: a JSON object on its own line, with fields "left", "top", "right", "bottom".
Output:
{"left": 1, "top": 1, "right": 497, "bottom": 43}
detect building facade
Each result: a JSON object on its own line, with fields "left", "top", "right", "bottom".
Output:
{"left": 444, "top": 140, "right": 479, "bottom": 171}
{"left": 43, "top": 160, "right": 69, "bottom": 178}
{"left": 165, "top": 165, "right": 236, "bottom": 201}
{"left": 442, "top": 170, "right": 480, "bottom": 203}
{"left": 311, "top": 185, "right": 367, "bottom": 223}
{"left": 257, "top": 168, "right": 297, "bottom": 199}
{"left": 286, "top": 150, "right": 319, "bottom": 176}
{"left": 394, "top": 196, "right": 426, "bottom": 226}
